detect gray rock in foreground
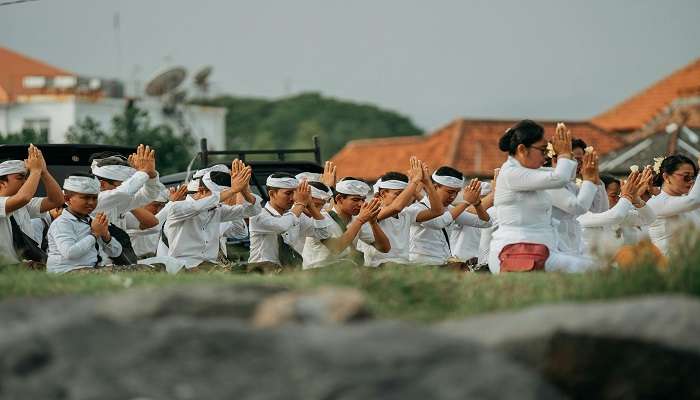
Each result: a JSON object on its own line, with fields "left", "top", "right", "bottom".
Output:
{"left": 0, "top": 285, "right": 563, "bottom": 400}
{"left": 437, "top": 295, "right": 700, "bottom": 399}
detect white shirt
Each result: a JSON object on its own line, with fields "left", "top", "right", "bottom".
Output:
{"left": 548, "top": 179, "right": 597, "bottom": 255}
{"left": 95, "top": 171, "right": 166, "bottom": 231}
{"left": 163, "top": 193, "right": 262, "bottom": 268}
{"left": 248, "top": 203, "right": 332, "bottom": 265}
{"left": 125, "top": 206, "right": 172, "bottom": 258}
{"left": 0, "top": 197, "right": 44, "bottom": 263}
{"left": 409, "top": 199, "right": 491, "bottom": 265}
{"left": 647, "top": 183, "right": 700, "bottom": 255}
{"left": 302, "top": 210, "right": 375, "bottom": 269}
{"left": 47, "top": 211, "right": 123, "bottom": 273}
{"left": 489, "top": 156, "right": 580, "bottom": 273}
{"left": 578, "top": 198, "right": 656, "bottom": 257}
{"left": 363, "top": 207, "right": 420, "bottom": 267}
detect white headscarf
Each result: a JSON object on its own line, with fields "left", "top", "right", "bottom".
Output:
{"left": 295, "top": 172, "right": 322, "bottom": 182}
{"left": 373, "top": 178, "right": 408, "bottom": 193}
{"left": 202, "top": 171, "right": 230, "bottom": 193}
{"left": 310, "top": 185, "right": 333, "bottom": 201}
{"left": 195, "top": 164, "right": 231, "bottom": 178}
{"left": 155, "top": 188, "right": 170, "bottom": 203}
{"left": 0, "top": 160, "right": 27, "bottom": 176}
{"left": 432, "top": 172, "right": 464, "bottom": 189}
{"left": 336, "top": 179, "right": 370, "bottom": 196}
{"left": 92, "top": 164, "right": 136, "bottom": 182}
{"left": 266, "top": 175, "right": 299, "bottom": 189}
{"left": 63, "top": 175, "right": 100, "bottom": 195}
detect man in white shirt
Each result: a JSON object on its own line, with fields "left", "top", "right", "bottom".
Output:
{"left": 302, "top": 177, "right": 391, "bottom": 269}
{"left": 248, "top": 173, "right": 332, "bottom": 273}
{"left": 163, "top": 160, "right": 262, "bottom": 272}
{"left": 0, "top": 145, "right": 63, "bottom": 265}
{"left": 363, "top": 157, "right": 445, "bottom": 267}
{"left": 409, "top": 166, "right": 491, "bottom": 266}
{"left": 47, "top": 173, "right": 122, "bottom": 273}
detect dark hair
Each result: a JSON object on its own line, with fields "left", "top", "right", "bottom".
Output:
{"left": 308, "top": 181, "right": 330, "bottom": 192}
{"left": 210, "top": 171, "right": 231, "bottom": 187}
{"left": 380, "top": 171, "right": 409, "bottom": 183}
{"left": 498, "top": 119, "right": 545, "bottom": 155}
{"left": 340, "top": 176, "right": 366, "bottom": 183}
{"left": 653, "top": 154, "right": 698, "bottom": 187}
{"left": 433, "top": 166, "right": 462, "bottom": 180}
{"left": 572, "top": 138, "right": 588, "bottom": 152}
{"left": 600, "top": 175, "right": 620, "bottom": 190}
{"left": 95, "top": 157, "right": 129, "bottom": 168}
{"left": 69, "top": 172, "right": 96, "bottom": 178}
{"left": 270, "top": 172, "right": 295, "bottom": 179}
{"left": 89, "top": 151, "right": 125, "bottom": 165}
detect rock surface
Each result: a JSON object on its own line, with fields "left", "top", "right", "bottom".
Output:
{"left": 438, "top": 295, "right": 700, "bottom": 399}
{"left": 0, "top": 307, "right": 562, "bottom": 399}
{"left": 253, "top": 287, "right": 370, "bottom": 327}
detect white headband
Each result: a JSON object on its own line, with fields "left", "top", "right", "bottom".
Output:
{"left": 336, "top": 179, "right": 370, "bottom": 196}
{"left": 266, "top": 176, "right": 299, "bottom": 189}
{"left": 63, "top": 175, "right": 100, "bottom": 194}
{"left": 310, "top": 185, "right": 333, "bottom": 201}
{"left": 202, "top": 171, "right": 230, "bottom": 193}
{"left": 92, "top": 164, "right": 136, "bottom": 182}
{"left": 432, "top": 172, "right": 464, "bottom": 189}
{"left": 0, "top": 160, "right": 27, "bottom": 176}
{"left": 186, "top": 178, "right": 200, "bottom": 192}
{"left": 295, "top": 172, "right": 322, "bottom": 182}
{"left": 195, "top": 164, "right": 231, "bottom": 178}
{"left": 378, "top": 179, "right": 408, "bottom": 190}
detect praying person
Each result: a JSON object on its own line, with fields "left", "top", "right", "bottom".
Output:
{"left": 162, "top": 160, "right": 262, "bottom": 272}
{"left": 47, "top": 174, "right": 122, "bottom": 273}
{"left": 302, "top": 177, "right": 391, "bottom": 269}
{"left": 0, "top": 145, "right": 63, "bottom": 264}
{"left": 248, "top": 173, "right": 332, "bottom": 272}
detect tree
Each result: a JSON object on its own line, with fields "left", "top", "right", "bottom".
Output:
{"left": 192, "top": 92, "right": 422, "bottom": 159}
{"left": 66, "top": 103, "right": 195, "bottom": 175}
{"left": 0, "top": 128, "right": 49, "bottom": 144}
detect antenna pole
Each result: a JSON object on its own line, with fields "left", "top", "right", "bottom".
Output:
{"left": 200, "top": 138, "right": 209, "bottom": 167}
{"left": 313, "top": 135, "right": 321, "bottom": 164}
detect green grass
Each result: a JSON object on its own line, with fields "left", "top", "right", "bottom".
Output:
{"left": 2, "top": 254, "right": 699, "bottom": 321}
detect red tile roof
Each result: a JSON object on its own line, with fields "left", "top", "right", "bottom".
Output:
{"left": 331, "top": 118, "right": 626, "bottom": 180}
{"left": 591, "top": 57, "right": 700, "bottom": 132}
{"left": 0, "top": 46, "right": 75, "bottom": 104}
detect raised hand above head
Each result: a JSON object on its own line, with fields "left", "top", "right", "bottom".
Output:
{"left": 553, "top": 122, "right": 573, "bottom": 157}
{"left": 322, "top": 161, "right": 337, "bottom": 188}
{"left": 25, "top": 144, "right": 43, "bottom": 172}
{"left": 169, "top": 184, "right": 188, "bottom": 202}
{"left": 581, "top": 151, "right": 599, "bottom": 182}
{"left": 230, "top": 166, "right": 252, "bottom": 193}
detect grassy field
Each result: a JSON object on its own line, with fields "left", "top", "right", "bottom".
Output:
{"left": 2, "top": 249, "right": 699, "bottom": 321}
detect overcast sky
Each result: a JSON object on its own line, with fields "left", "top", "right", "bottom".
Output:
{"left": 1, "top": 0, "right": 699, "bottom": 131}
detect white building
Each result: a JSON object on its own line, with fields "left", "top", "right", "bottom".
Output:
{"left": 0, "top": 46, "right": 227, "bottom": 149}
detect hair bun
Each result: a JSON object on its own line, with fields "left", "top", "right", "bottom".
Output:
{"left": 498, "top": 129, "right": 515, "bottom": 152}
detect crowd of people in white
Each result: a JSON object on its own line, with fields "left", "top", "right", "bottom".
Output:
{"left": 0, "top": 119, "right": 695, "bottom": 274}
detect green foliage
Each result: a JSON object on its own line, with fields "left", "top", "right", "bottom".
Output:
{"left": 66, "top": 105, "right": 195, "bottom": 175}
{"left": 0, "top": 128, "right": 49, "bottom": 144}
{"left": 192, "top": 92, "right": 422, "bottom": 160}
{"left": 1, "top": 261, "right": 697, "bottom": 322}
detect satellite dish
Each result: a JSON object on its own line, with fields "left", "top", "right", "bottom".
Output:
{"left": 145, "top": 66, "right": 187, "bottom": 97}
{"left": 194, "top": 66, "right": 213, "bottom": 87}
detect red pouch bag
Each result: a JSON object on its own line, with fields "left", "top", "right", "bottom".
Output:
{"left": 498, "top": 243, "right": 549, "bottom": 272}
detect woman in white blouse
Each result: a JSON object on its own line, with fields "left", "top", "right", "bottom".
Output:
{"left": 579, "top": 167, "right": 656, "bottom": 258}
{"left": 647, "top": 155, "right": 700, "bottom": 256}
{"left": 489, "top": 120, "right": 596, "bottom": 273}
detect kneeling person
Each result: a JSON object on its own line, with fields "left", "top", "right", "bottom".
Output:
{"left": 47, "top": 174, "right": 122, "bottom": 273}
{"left": 303, "top": 177, "right": 391, "bottom": 269}
{"left": 248, "top": 173, "right": 332, "bottom": 272}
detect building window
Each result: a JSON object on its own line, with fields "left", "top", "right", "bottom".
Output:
{"left": 22, "top": 118, "right": 50, "bottom": 136}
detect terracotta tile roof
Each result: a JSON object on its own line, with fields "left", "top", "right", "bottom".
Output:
{"left": 0, "top": 46, "right": 75, "bottom": 104}
{"left": 331, "top": 118, "right": 626, "bottom": 180}
{"left": 591, "top": 57, "right": 700, "bottom": 132}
